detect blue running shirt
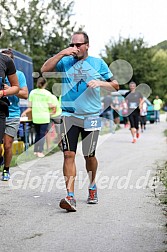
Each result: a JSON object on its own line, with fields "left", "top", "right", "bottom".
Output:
{"left": 56, "top": 56, "right": 113, "bottom": 118}
{"left": 5, "top": 70, "right": 27, "bottom": 118}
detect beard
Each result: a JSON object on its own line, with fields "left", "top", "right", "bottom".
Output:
{"left": 73, "top": 49, "right": 88, "bottom": 60}
{"left": 74, "top": 50, "right": 87, "bottom": 60}
{"left": 74, "top": 55, "right": 79, "bottom": 59}
{"left": 74, "top": 54, "right": 83, "bottom": 60}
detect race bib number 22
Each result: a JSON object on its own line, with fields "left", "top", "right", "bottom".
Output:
{"left": 84, "top": 116, "right": 101, "bottom": 131}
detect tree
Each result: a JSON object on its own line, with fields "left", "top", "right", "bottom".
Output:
{"left": 101, "top": 37, "right": 167, "bottom": 103}
{"left": 102, "top": 37, "right": 153, "bottom": 83}
{"left": 0, "top": 0, "right": 75, "bottom": 73}
{"left": 151, "top": 49, "right": 167, "bottom": 102}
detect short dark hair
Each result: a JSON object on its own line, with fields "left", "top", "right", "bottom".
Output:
{"left": 1, "top": 48, "right": 14, "bottom": 59}
{"left": 73, "top": 31, "right": 89, "bottom": 44}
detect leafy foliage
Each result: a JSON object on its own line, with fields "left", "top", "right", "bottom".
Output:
{"left": 0, "top": 3, "right": 167, "bottom": 103}
{"left": 101, "top": 37, "right": 167, "bottom": 103}
{"left": 0, "top": 0, "right": 75, "bottom": 73}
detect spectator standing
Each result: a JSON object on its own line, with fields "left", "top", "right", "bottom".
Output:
{"left": 139, "top": 98, "right": 147, "bottom": 132}
{"left": 120, "top": 99, "right": 129, "bottom": 128}
{"left": 21, "top": 77, "right": 55, "bottom": 158}
{"left": 153, "top": 95, "right": 163, "bottom": 122}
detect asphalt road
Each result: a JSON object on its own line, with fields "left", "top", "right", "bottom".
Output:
{"left": 0, "top": 115, "right": 167, "bottom": 252}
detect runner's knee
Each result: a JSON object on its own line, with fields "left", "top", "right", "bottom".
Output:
{"left": 64, "top": 151, "right": 75, "bottom": 160}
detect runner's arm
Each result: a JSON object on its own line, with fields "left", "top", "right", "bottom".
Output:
{"left": 16, "top": 86, "right": 28, "bottom": 99}
{"left": 3, "top": 84, "right": 28, "bottom": 99}
{"left": 0, "top": 73, "right": 19, "bottom": 97}
{"left": 87, "top": 79, "right": 119, "bottom": 91}
{"left": 41, "top": 47, "right": 79, "bottom": 73}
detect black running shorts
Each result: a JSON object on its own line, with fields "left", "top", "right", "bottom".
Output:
{"left": 128, "top": 110, "right": 140, "bottom": 129}
{"left": 60, "top": 116, "right": 99, "bottom": 157}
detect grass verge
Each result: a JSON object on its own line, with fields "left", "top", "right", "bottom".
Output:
{"left": 157, "top": 129, "right": 167, "bottom": 204}
{"left": 0, "top": 143, "right": 60, "bottom": 172}
{"left": 158, "top": 161, "right": 167, "bottom": 204}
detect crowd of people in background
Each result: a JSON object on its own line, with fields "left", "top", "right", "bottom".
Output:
{"left": 101, "top": 82, "right": 164, "bottom": 143}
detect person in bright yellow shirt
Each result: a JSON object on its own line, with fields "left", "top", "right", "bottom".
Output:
{"left": 153, "top": 95, "right": 163, "bottom": 122}
{"left": 21, "top": 77, "right": 56, "bottom": 157}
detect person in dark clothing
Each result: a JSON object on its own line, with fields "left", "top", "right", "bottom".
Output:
{"left": 125, "top": 82, "right": 143, "bottom": 143}
{"left": 0, "top": 52, "right": 19, "bottom": 168}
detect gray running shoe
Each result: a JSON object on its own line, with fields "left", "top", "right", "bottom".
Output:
{"left": 87, "top": 188, "right": 98, "bottom": 204}
{"left": 59, "top": 196, "right": 76, "bottom": 212}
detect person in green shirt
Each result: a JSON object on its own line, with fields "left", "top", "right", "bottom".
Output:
{"left": 21, "top": 77, "right": 56, "bottom": 157}
{"left": 153, "top": 95, "right": 163, "bottom": 122}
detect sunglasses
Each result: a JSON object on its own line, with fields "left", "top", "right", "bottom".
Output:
{"left": 69, "top": 42, "right": 87, "bottom": 47}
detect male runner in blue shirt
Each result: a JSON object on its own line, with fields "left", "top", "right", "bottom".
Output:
{"left": 41, "top": 31, "right": 119, "bottom": 212}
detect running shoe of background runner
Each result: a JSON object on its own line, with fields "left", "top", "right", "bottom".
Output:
{"left": 136, "top": 132, "right": 140, "bottom": 138}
